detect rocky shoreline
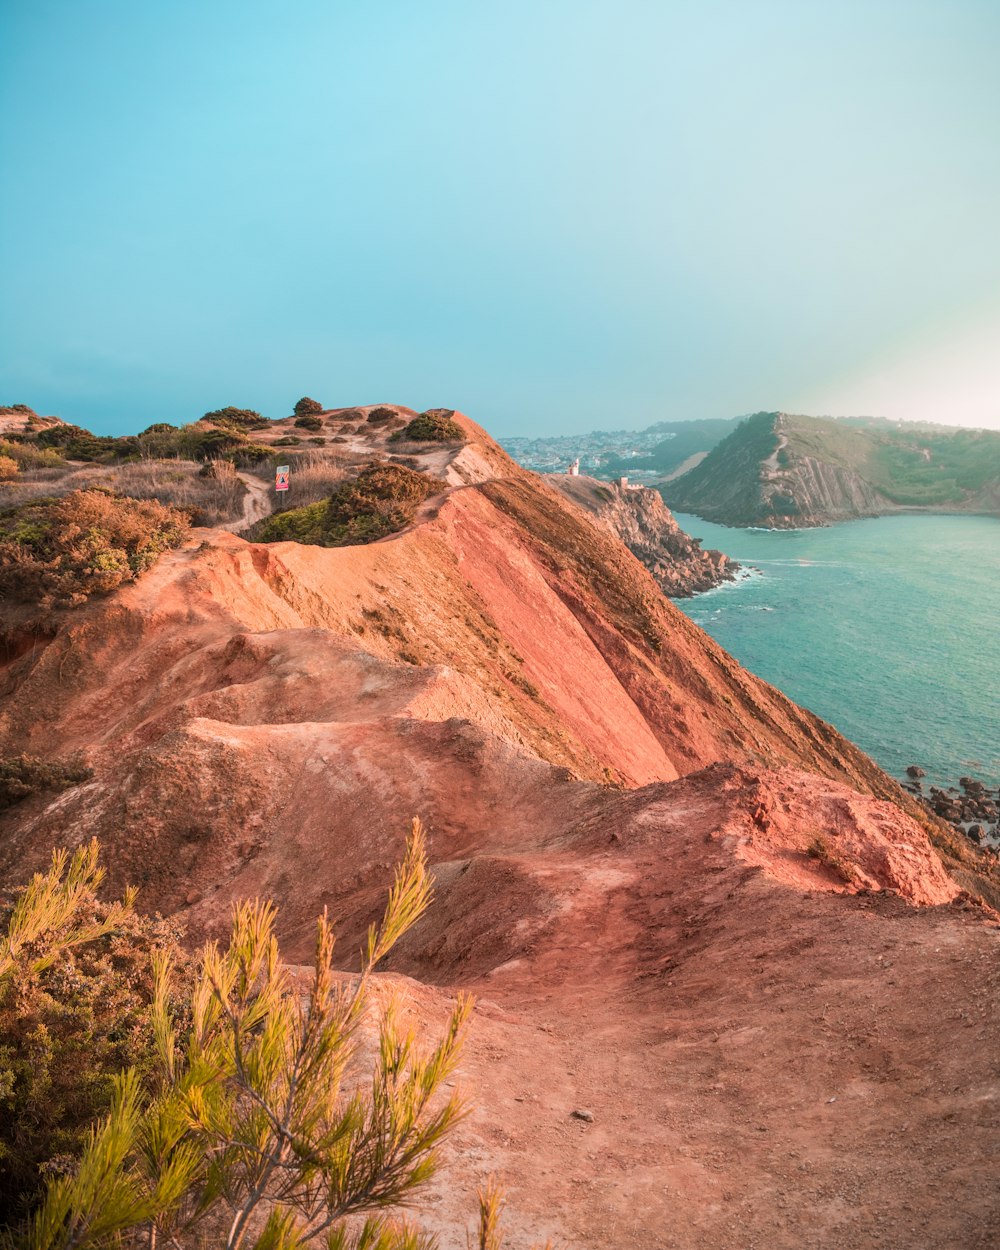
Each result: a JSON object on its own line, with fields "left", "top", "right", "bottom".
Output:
{"left": 903, "top": 767, "right": 1000, "bottom": 849}
{"left": 549, "top": 472, "right": 737, "bottom": 597}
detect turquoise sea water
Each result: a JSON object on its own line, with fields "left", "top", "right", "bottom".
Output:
{"left": 673, "top": 513, "right": 1000, "bottom": 789}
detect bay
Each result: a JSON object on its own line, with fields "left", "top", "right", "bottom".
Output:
{"left": 673, "top": 512, "right": 1000, "bottom": 789}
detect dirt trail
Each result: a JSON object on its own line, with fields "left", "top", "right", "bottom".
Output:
{"left": 763, "top": 427, "right": 789, "bottom": 476}
{"left": 230, "top": 471, "right": 272, "bottom": 532}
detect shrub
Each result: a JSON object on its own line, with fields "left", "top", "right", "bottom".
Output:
{"left": 0, "top": 843, "right": 191, "bottom": 1221}
{"left": 392, "top": 411, "right": 463, "bottom": 443}
{"left": 229, "top": 442, "right": 274, "bottom": 469}
{"left": 0, "top": 456, "right": 18, "bottom": 481}
{"left": 256, "top": 461, "right": 436, "bottom": 546}
{"left": 32, "top": 426, "right": 139, "bottom": 465}
{"left": 201, "top": 407, "right": 269, "bottom": 431}
{"left": 293, "top": 414, "right": 323, "bottom": 431}
{"left": 293, "top": 397, "right": 324, "bottom": 416}
{"left": 0, "top": 490, "right": 190, "bottom": 610}
{"left": 186, "top": 427, "right": 247, "bottom": 461}
{"left": 0, "top": 755, "right": 91, "bottom": 811}
{"left": 1, "top": 834, "right": 541, "bottom": 1249}
{"left": 366, "top": 406, "right": 397, "bottom": 425}
{"left": 0, "top": 440, "right": 66, "bottom": 471}
{"left": 139, "top": 423, "right": 176, "bottom": 436}
{"left": 274, "top": 435, "right": 301, "bottom": 446}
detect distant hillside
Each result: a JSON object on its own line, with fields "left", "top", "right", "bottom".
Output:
{"left": 501, "top": 417, "right": 741, "bottom": 478}
{"left": 664, "top": 411, "right": 1000, "bottom": 527}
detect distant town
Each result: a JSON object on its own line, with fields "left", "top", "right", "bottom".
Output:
{"left": 498, "top": 424, "right": 678, "bottom": 478}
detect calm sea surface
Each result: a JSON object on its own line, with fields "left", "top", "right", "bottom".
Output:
{"left": 673, "top": 513, "right": 1000, "bottom": 789}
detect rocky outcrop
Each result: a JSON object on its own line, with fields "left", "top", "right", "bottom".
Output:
{"left": 549, "top": 473, "right": 736, "bottom": 596}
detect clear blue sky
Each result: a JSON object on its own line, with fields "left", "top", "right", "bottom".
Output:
{"left": 2, "top": 0, "right": 999, "bottom": 436}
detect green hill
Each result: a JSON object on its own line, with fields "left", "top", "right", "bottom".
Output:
{"left": 664, "top": 412, "right": 1000, "bottom": 527}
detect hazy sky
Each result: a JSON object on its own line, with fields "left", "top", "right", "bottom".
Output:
{"left": 2, "top": 0, "right": 999, "bottom": 436}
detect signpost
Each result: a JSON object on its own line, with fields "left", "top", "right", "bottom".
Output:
{"left": 275, "top": 465, "right": 290, "bottom": 492}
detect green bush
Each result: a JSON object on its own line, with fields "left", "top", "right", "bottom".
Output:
{"left": 201, "top": 407, "right": 269, "bottom": 432}
{"left": 293, "top": 397, "right": 324, "bottom": 416}
{"left": 256, "top": 461, "right": 436, "bottom": 546}
{"left": 0, "top": 844, "right": 191, "bottom": 1221}
{"left": 0, "top": 440, "right": 65, "bottom": 471}
{"left": 392, "top": 410, "right": 464, "bottom": 442}
{"left": 293, "top": 414, "right": 323, "bottom": 431}
{"left": 0, "top": 489, "right": 190, "bottom": 610}
{"left": 0, "top": 756, "right": 91, "bottom": 811}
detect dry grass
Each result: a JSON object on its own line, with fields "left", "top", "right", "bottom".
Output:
{"left": 0, "top": 460, "right": 245, "bottom": 526}
{"left": 267, "top": 450, "right": 352, "bottom": 514}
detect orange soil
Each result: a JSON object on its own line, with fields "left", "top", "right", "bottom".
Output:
{"left": 0, "top": 416, "right": 997, "bottom": 1248}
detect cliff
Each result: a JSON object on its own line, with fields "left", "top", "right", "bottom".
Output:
{"left": 665, "top": 411, "right": 1000, "bottom": 527}
{"left": 1, "top": 411, "right": 998, "bottom": 1247}
{"left": 548, "top": 472, "right": 736, "bottom": 596}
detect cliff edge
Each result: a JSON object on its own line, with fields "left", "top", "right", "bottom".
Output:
{"left": 548, "top": 472, "right": 737, "bottom": 596}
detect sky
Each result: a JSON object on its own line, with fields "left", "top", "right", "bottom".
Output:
{"left": 1, "top": 0, "right": 999, "bottom": 437}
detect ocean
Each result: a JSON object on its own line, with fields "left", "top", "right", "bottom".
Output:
{"left": 673, "top": 512, "right": 1000, "bottom": 790}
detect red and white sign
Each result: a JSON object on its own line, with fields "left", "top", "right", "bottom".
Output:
{"left": 275, "top": 465, "right": 290, "bottom": 492}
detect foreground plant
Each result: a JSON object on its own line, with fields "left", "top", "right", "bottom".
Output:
{"left": 0, "top": 844, "right": 189, "bottom": 1220}
{"left": 5, "top": 825, "right": 542, "bottom": 1250}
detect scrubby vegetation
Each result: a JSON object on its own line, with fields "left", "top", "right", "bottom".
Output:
{"left": 201, "top": 407, "right": 270, "bottom": 432}
{"left": 0, "top": 843, "right": 190, "bottom": 1220}
{"left": 392, "top": 411, "right": 464, "bottom": 443}
{"left": 0, "top": 835, "right": 536, "bottom": 1249}
{"left": 294, "top": 414, "right": 323, "bottom": 431}
{"left": 0, "top": 440, "right": 66, "bottom": 472}
{"left": 30, "top": 424, "right": 141, "bottom": 464}
{"left": 293, "top": 397, "right": 324, "bottom": 416}
{"left": 0, "top": 490, "right": 190, "bottom": 610}
{"left": 256, "top": 462, "right": 436, "bottom": 546}
{"left": 0, "top": 755, "right": 91, "bottom": 811}
{"left": 0, "top": 461, "right": 246, "bottom": 527}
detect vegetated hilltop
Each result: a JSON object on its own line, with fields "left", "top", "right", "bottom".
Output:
{"left": 549, "top": 472, "right": 737, "bottom": 596}
{"left": 1, "top": 404, "right": 999, "bottom": 1248}
{"left": 664, "top": 410, "right": 1000, "bottom": 527}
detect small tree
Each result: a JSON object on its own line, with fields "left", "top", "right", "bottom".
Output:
{"left": 16, "top": 825, "right": 551, "bottom": 1250}
{"left": 294, "top": 398, "right": 324, "bottom": 417}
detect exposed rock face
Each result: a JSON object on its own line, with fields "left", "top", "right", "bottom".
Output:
{"left": 549, "top": 473, "right": 737, "bottom": 596}
{"left": 1, "top": 412, "right": 998, "bottom": 1248}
